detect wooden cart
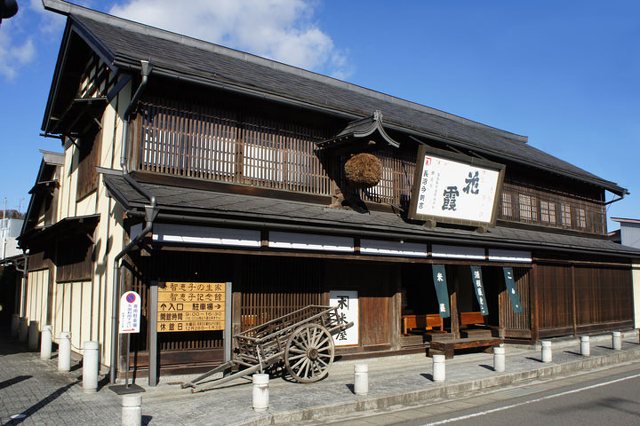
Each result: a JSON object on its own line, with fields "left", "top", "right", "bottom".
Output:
{"left": 182, "top": 305, "right": 353, "bottom": 393}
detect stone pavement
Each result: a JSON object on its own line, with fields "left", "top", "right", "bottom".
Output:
{"left": 1, "top": 328, "right": 640, "bottom": 425}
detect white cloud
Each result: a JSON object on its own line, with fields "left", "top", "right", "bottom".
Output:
{"left": 109, "top": 0, "right": 351, "bottom": 79}
{"left": 0, "top": 21, "right": 36, "bottom": 80}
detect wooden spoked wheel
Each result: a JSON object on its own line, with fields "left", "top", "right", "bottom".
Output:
{"left": 284, "top": 323, "right": 335, "bottom": 383}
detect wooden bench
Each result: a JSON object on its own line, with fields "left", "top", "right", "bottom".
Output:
{"left": 402, "top": 314, "right": 444, "bottom": 335}
{"left": 459, "top": 311, "right": 494, "bottom": 338}
{"left": 460, "top": 311, "right": 486, "bottom": 327}
{"left": 429, "top": 337, "right": 502, "bottom": 359}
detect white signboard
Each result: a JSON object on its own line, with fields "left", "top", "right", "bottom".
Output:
{"left": 410, "top": 147, "right": 503, "bottom": 226}
{"left": 330, "top": 290, "right": 358, "bottom": 346}
{"left": 119, "top": 291, "right": 141, "bottom": 334}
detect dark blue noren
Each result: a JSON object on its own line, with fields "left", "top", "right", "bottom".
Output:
{"left": 470, "top": 266, "right": 489, "bottom": 316}
{"left": 431, "top": 265, "right": 450, "bottom": 318}
{"left": 503, "top": 267, "right": 523, "bottom": 314}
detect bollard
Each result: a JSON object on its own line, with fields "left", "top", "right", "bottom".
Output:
{"left": 83, "top": 341, "right": 99, "bottom": 393}
{"left": 432, "top": 354, "right": 446, "bottom": 382}
{"left": 541, "top": 340, "right": 552, "bottom": 363}
{"left": 58, "top": 332, "right": 71, "bottom": 372}
{"left": 354, "top": 363, "right": 368, "bottom": 395}
{"left": 122, "top": 395, "right": 142, "bottom": 426}
{"left": 11, "top": 314, "right": 19, "bottom": 338}
{"left": 41, "top": 325, "right": 52, "bottom": 360}
{"left": 580, "top": 336, "right": 590, "bottom": 356}
{"left": 18, "top": 318, "right": 28, "bottom": 343}
{"left": 252, "top": 374, "right": 269, "bottom": 412}
{"left": 612, "top": 331, "right": 622, "bottom": 350}
{"left": 493, "top": 345, "right": 506, "bottom": 372}
{"left": 28, "top": 321, "right": 40, "bottom": 351}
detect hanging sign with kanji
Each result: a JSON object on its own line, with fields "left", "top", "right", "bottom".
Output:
{"left": 157, "top": 282, "right": 226, "bottom": 333}
{"left": 408, "top": 145, "right": 505, "bottom": 227}
{"left": 431, "top": 265, "right": 451, "bottom": 318}
{"left": 330, "top": 290, "right": 359, "bottom": 346}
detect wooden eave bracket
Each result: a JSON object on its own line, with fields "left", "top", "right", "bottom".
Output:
{"left": 49, "top": 96, "right": 108, "bottom": 137}
{"left": 316, "top": 110, "right": 400, "bottom": 152}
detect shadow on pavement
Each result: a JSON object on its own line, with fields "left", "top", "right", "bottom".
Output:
{"left": 2, "top": 379, "right": 81, "bottom": 425}
{"left": 0, "top": 375, "right": 31, "bottom": 390}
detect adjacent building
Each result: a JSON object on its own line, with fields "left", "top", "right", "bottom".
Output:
{"left": 17, "top": 0, "right": 640, "bottom": 383}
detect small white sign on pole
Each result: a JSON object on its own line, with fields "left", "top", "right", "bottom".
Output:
{"left": 330, "top": 290, "right": 358, "bottom": 346}
{"left": 119, "top": 291, "right": 141, "bottom": 334}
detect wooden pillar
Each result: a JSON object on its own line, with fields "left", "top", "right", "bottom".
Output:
{"left": 390, "top": 264, "right": 402, "bottom": 351}
{"left": 530, "top": 263, "right": 539, "bottom": 342}
{"left": 571, "top": 265, "right": 578, "bottom": 336}
{"left": 148, "top": 281, "right": 158, "bottom": 386}
{"left": 450, "top": 266, "right": 460, "bottom": 339}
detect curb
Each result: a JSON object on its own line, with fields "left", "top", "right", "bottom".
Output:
{"left": 236, "top": 347, "right": 640, "bottom": 425}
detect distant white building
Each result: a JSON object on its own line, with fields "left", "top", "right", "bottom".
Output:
{"left": 611, "top": 217, "right": 640, "bottom": 329}
{"left": 1, "top": 218, "right": 23, "bottom": 261}
{"left": 611, "top": 217, "right": 640, "bottom": 249}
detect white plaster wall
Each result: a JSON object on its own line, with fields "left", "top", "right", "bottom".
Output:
{"left": 633, "top": 263, "right": 640, "bottom": 329}
{"left": 26, "top": 269, "right": 49, "bottom": 331}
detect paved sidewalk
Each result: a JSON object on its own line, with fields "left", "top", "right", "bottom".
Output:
{"left": 1, "top": 329, "right": 640, "bottom": 425}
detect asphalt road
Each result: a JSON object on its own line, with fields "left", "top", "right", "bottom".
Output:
{"left": 323, "top": 362, "right": 640, "bottom": 426}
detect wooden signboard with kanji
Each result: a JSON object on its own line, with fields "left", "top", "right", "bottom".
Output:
{"left": 157, "top": 282, "right": 226, "bottom": 333}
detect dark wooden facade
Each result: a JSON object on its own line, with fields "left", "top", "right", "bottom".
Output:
{"left": 25, "top": 2, "right": 640, "bottom": 379}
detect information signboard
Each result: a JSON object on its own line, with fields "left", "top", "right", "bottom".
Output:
{"left": 409, "top": 146, "right": 505, "bottom": 227}
{"left": 157, "top": 282, "right": 226, "bottom": 333}
{"left": 119, "top": 291, "right": 141, "bottom": 334}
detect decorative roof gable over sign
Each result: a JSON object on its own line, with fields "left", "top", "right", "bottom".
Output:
{"left": 316, "top": 111, "right": 400, "bottom": 154}
{"left": 42, "top": 0, "right": 627, "bottom": 196}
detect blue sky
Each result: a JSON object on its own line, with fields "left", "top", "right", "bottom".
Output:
{"left": 1, "top": 1, "right": 638, "bottom": 231}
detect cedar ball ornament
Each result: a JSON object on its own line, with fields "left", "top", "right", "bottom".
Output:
{"left": 344, "top": 152, "right": 382, "bottom": 189}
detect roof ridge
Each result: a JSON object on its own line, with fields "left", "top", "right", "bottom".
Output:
{"left": 43, "top": 0, "right": 528, "bottom": 143}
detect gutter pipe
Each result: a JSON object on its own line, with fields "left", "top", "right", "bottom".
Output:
{"left": 109, "top": 60, "right": 158, "bottom": 384}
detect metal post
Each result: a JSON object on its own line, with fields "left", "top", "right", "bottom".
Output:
{"left": 148, "top": 282, "right": 158, "bottom": 387}
{"left": 432, "top": 354, "right": 446, "bottom": 382}
{"left": 580, "top": 336, "right": 590, "bottom": 356}
{"left": 541, "top": 340, "right": 552, "bottom": 363}
{"left": 41, "top": 325, "right": 52, "bottom": 360}
{"left": 122, "top": 395, "right": 142, "bottom": 426}
{"left": 354, "top": 364, "right": 368, "bottom": 395}
{"left": 612, "top": 331, "right": 622, "bottom": 350}
{"left": 58, "top": 332, "right": 71, "bottom": 372}
{"left": 11, "top": 313, "right": 19, "bottom": 338}
{"left": 225, "top": 282, "right": 232, "bottom": 362}
{"left": 83, "top": 341, "right": 99, "bottom": 393}
{"left": 18, "top": 317, "right": 28, "bottom": 342}
{"left": 493, "top": 345, "right": 506, "bottom": 372}
{"left": 252, "top": 374, "right": 269, "bottom": 412}
{"left": 27, "top": 320, "right": 39, "bottom": 351}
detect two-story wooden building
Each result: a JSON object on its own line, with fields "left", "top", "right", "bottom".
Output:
{"left": 18, "top": 0, "right": 640, "bottom": 383}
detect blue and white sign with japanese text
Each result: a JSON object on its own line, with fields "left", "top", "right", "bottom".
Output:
{"left": 330, "top": 290, "right": 358, "bottom": 346}
{"left": 119, "top": 291, "right": 141, "bottom": 334}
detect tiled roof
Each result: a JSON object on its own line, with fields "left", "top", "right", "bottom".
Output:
{"left": 103, "top": 174, "right": 640, "bottom": 258}
{"left": 42, "top": 1, "right": 626, "bottom": 195}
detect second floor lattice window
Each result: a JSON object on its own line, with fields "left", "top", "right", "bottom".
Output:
{"left": 518, "top": 194, "right": 538, "bottom": 222}
{"left": 137, "top": 101, "right": 331, "bottom": 195}
{"left": 540, "top": 200, "right": 556, "bottom": 224}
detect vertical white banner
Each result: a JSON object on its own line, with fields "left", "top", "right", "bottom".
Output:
{"left": 330, "top": 290, "right": 359, "bottom": 346}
